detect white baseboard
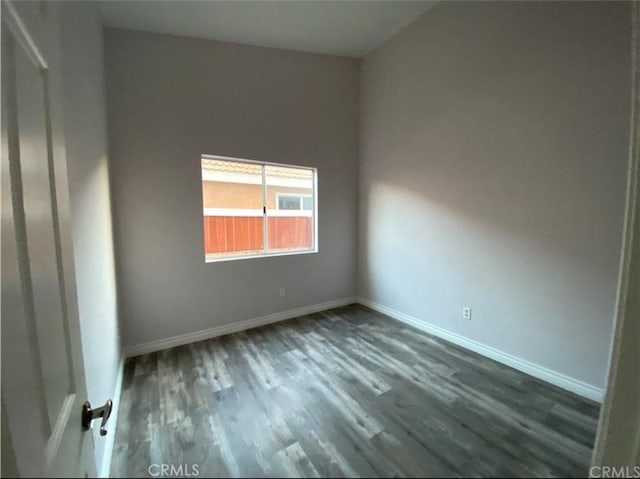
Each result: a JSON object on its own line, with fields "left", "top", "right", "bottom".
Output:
{"left": 125, "top": 297, "right": 357, "bottom": 357}
{"left": 123, "top": 295, "right": 603, "bottom": 402}
{"left": 100, "top": 355, "right": 125, "bottom": 478}
{"left": 357, "top": 297, "right": 604, "bottom": 403}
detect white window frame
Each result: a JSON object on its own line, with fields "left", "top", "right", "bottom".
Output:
{"left": 202, "top": 154, "right": 318, "bottom": 263}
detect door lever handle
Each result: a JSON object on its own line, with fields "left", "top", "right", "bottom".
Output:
{"left": 82, "top": 399, "right": 113, "bottom": 436}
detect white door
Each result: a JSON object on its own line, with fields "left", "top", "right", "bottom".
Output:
{"left": 1, "top": 1, "right": 96, "bottom": 476}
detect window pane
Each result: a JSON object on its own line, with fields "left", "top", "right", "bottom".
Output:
{"left": 201, "top": 158, "right": 264, "bottom": 260}
{"left": 302, "top": 196, "right": 313, "bottom": 211}
{"left": 265, "top": 165, "right": 314, "bottom": 253}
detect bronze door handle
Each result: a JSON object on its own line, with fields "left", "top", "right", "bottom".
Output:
{"left": 81, "top": 399, "right": 113, "bottom": 436}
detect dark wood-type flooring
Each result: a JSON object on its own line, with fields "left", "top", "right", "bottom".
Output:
{"left": 111, "top": 304, "right": 600, "bottom": 477}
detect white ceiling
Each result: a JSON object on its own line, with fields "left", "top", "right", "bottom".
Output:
{"left": 98, "top": 1, "right": 435, "bottom": 58}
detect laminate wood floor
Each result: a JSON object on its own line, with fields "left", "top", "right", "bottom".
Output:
{"left": 111, "top": 304, "right": 600, "bottom": 478}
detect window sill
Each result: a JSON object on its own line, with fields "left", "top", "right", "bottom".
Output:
{"left": 205, "top": 248, "right": 318, "bottom": 264}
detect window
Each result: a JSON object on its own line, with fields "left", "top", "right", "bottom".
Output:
{"left": 201, "top": 155, "right": 317, "bottom": 261}
{"left": 277, "top": 193, "right": 313, "bottom": 211}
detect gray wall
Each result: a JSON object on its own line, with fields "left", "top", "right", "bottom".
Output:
{"left": 59, "top": 2, "right": 121, "bottom": 475}
{"left": 359, "top": 1, "right": 631, "bottom": 388}
{"left": 104, "top": 29, "right": 359, "bottom": 350}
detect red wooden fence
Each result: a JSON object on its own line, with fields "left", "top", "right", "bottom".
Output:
{"left": 203, "top": 216, "right": 312, "bottom": 254}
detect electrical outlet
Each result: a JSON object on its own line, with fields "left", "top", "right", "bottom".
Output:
{"left": 279, "top": 287, "right": 286, "bottom": 298}
{"left": 463, "top": 307, "right": 472, "bottom": 320}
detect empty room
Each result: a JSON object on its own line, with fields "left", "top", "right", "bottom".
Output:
{"left": 1, "top": 0, "right": 638, "bottom": 478}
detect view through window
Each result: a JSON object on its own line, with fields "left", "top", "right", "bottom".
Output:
{"left": 201, "top": 155, "right": 317, "bottom": 261}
